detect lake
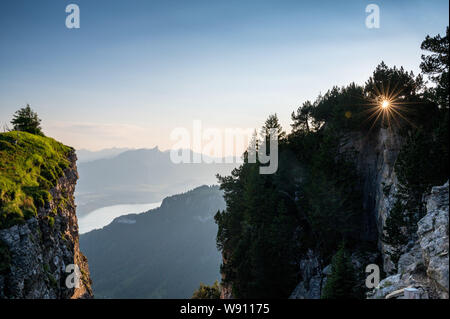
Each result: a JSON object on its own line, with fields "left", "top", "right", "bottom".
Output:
{"left": 78, "top": 202, "right": 162, "bottom": 234}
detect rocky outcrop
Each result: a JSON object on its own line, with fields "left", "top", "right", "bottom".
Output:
{"left": 289, "top": 249, "right": 379, "bottom": 299}
{"left": 220, "top": 126, "right": 445, "bottom": 299}
{"left": 0, "top": 152, "right": 93, "bottom": 299}
{"left": 368, "top": 181, "right": 449, "bottom": 299}
{"left": 417, "top": 182, "right": 448, "bottom": 297}
{"left": 289, "top": 127, "right": 448, "bottom": 299}
{"left": 341, "top": 128, "right": 404, "bottom": 272}
{"left": 289, "top": 250, "right": 323, "bottom": 299}
{"left": 346, "top": 128, "right": 448, "bottom": 299}
{"left": 287, "top": 128, "right": 401, "bottom": 299}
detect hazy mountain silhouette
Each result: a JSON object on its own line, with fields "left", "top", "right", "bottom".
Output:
{"left": 75, "top": 147, "right": 237, "bottom": 216}
{"left": 79, "top": 185, "right": 225, "bottom": 299}
{"left": 76, "top": 147, "right": 130, "bottom": 163}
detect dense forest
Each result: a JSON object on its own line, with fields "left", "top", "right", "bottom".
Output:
{"left": 214, "top": 28, "right": 449, "bottom": 299}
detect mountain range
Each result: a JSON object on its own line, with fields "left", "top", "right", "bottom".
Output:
{"left": 79, "top": 185, "right": 225, "bottom": 299}
{"left": 76, "top": 148, "right": 130, "bottom": 163}
{"left": 75, "top": 147, "right": 237, "bottom": 216}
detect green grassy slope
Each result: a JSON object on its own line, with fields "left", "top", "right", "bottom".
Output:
{"left": 0, "top": 131, "right": 73, "bottom": 229}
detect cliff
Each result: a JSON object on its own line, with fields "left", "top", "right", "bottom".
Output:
{"left": 345, "top": 128, "right": 448, "bottom": 299}
{"left": 368, "top": 181, "right": 448, "bottom": 299}
{"left": 216, "top": 56, "right": 448, "bottom": 299}
{"left": 288, "top": 127, "right": 448, "bottom": 299}
{"left": 0, "top": 131, "right": 93, "bottom": 299}
{"left": 343, "top": 127, "right": 404, "bottom": 271}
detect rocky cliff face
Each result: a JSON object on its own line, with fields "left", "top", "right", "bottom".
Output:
{"left": 221, "top": 127, "right": 405, "bottom": 299}
{"left": 218, "top": 126, "right": 447, "bottom": 299}
{"left": 346, "top": 127, "right": 448, "bottom": 299}
{"left": 289, "top": 127, "right": 448, "bottom": 299}
{"left": 290, "top": 180, "right": 448, "bottom": 300}
{"left": 289, "top": 250, "right": 323, "bottom": 299}
{"left": 289, "top": 249, "right": 379, "bottom": 299}
{"left": 368, "top": 181, "right": 448, "bottom": 299}
{"left": 341, "top": 127, "right": 404, "bottom": 271}
{"left": 0, "top": 152, "right": 93, "bottom": 299}
{"left": 288, "top": 128, "right": 403, "bottom": 299}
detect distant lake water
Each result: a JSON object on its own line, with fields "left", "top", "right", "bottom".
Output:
{"left": 78, "top": 202, "right": 162, "bottom": 234}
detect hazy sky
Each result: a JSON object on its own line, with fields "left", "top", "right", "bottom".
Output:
{"left": 0, "top": 0, "right": 448, "bottom": 153}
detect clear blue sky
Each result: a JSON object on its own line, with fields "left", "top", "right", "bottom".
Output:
{"left": 0, "top": 0, "right": 448, "bottom": 151}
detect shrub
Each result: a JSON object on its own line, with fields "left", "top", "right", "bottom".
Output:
{"left": 192, "top": 281, "right": 221, "bottom": 299}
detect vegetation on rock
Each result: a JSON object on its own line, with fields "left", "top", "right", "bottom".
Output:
{"left": 192, "top": 281, "right": 221, "bottom": 299}
{"left": 321, "top": 244, "right": 360, "bottom": 299}
{"left": 0, "top": 131, "right": 72, "bottom": 229}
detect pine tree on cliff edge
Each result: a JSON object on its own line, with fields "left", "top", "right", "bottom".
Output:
{"left": 11, "top": 104, "right": 44, "bottom": 136}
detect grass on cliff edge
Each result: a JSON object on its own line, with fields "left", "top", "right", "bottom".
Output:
{"left": 0, "top": 131, "right": 73, "bottom": 229}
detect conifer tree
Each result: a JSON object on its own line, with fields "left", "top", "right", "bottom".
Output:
{"left": 11, "top": 104, "right": 44, "bottom": 135}
{"left": 420, "top": 27, "right": 449, "bottom": 109}
{"left": 321, "top": 244, "right": 359, "bottom": 299}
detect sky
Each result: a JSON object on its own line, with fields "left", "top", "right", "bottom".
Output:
{"left": 0, "top": 0, "right": 448, "bottom": 154}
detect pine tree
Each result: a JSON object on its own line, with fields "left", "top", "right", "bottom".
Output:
{"left": 321, "top": 244, "right": 359, "bottom": 299}
{"left": 291, "top": 101, "right": 313, "bottom": 133}
{"left": 382, "top": 199, "right": 410, "bottom": 269}
{"left": 420, "top": 27, "right": 449, "bottom": 109}
{"left": 260, "top": 113, "right": 286, "bottom": 140}
{"left": 11, "top": 104, "right": 44, "bottom": 135}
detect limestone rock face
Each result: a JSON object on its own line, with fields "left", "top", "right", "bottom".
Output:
{"left": 288, "top": 127, "right": 403, "bottom": 299}
{"left": 289, "top": 250, "right": 322, "bottom": 299}
{"left": 368, "top": 181, "right": 449, "bottom": 299}
{"left": 0, "top": 152, "right": 93, "bottom": 299}
{"left": 221, "top": 125, "right": 446, "bottom": 299}
{"left": 341, "top": 128, "right": 404, "bottom": 273}
{"left": 289, "top": 249, "right": 380, "bottom": 299}
{"left": 418, "top": 182, "right": 449, "bottom": 298}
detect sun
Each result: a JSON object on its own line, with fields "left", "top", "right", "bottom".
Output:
{"left": 381, "top": 100, "right": 390, "bottom": 109}
{"left": 357, "top": 79, "right": 420, "bottom": 131}
{"left": 360, "top": 82, "right": 416, "bottom": 131}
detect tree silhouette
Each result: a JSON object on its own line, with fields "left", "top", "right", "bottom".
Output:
{"left": 11, "top": 104, "right": 44, "bottom": 135}
{"left": 420, "top": 27, "right": 449, "bottom": 109}
{"left": 321, "top": 244, "right": 359, "bottom": 299}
